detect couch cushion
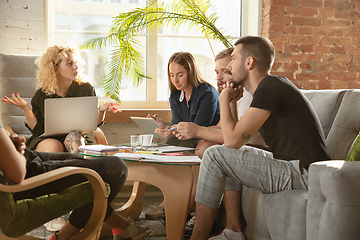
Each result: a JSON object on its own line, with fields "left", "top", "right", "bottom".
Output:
{"left": 242, "top": 186, "right": 307, "bottom": 240}
{"left": 0, "top": 53, "right": 39, "bottom": 138}
{"left": 302, "top": 89, "right": 346, "bottom": 139}
{"left": 307, "top": 161, "right": 360, "bottom": 239}
{"left": 325, "top": 90, "right": 360, "bottom": 160}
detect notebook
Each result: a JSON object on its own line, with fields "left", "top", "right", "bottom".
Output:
{"left": 42, "top": 96, "right": 98, "bottom": 137}
{"left": 130, "top": 116, "right": 162, "bottom": 138}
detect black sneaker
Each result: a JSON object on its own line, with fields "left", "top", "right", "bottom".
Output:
{"left": 184, "top": 212, "right": 221, "bottom": 238}
{"left": 184, "top": 212, "right": 196, "bottom": 238}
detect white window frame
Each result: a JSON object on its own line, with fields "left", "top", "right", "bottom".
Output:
{"left": 45, "top": 0, "right": 262, "bottom": 109}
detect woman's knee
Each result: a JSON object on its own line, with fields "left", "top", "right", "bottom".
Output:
{"left": 101, "top": 156, "right": 128, "bottom": 182}
{"left": 195, "top": 140, "right": 219, "bottom": 159}
{"left": 64, "top": 131, "right": 84, "bottom": 153}
{"left": 36, "top": 138, "right": 64, "bottom": 152}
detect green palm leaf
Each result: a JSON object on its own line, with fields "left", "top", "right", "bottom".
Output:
{"left": 79, "top": 0, "right": 232, "bottom": 102}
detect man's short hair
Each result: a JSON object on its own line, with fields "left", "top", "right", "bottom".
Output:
{"left": 215, "top": 47, "right": 234, "bottom": 61}
{"left": 234, "top": 36, "right": 275, "bottom": 73}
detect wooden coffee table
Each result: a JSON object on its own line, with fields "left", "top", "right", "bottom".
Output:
{"left": 114, "top": 159, "right": 199, "bottom": 240}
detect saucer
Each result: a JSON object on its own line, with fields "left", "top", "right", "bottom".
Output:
{"left": 142, "top": 143, "right": 158, "bottom": 147}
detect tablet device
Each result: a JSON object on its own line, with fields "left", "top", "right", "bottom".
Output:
{"left": 42, "top": 96, "right": 98, "bottom": 137}
{"left": 130, "top": 116, "right": 162, "bottom": 138}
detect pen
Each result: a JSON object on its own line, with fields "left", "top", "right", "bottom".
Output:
{"left": 170, "top": 127, "right": 177, "bottom": 131}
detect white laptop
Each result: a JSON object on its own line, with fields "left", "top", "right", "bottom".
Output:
{"left": 42, "top": 96, "right": 98, "bottom": 137}
{"left": 130, "top": 116, "right": 162, "bottom": 138}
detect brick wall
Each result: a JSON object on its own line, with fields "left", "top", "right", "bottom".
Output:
{"left": 262, "top": 0, "right": 360, "bottom": 89}
{"left": 0, "top": 0, "right": 45, "bottom": 55}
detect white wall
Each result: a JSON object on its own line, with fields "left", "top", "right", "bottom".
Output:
{"left": 0, "top": 0, "right": 45, "bottom": 55}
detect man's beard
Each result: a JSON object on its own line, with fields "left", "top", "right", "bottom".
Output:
{"left": 232, "top": 64, "right": 248, "bottom": 87}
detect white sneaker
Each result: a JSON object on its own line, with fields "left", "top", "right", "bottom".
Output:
{"left": 44, "top": 217, "right": 66, "bottom": 232}
{"left": 209, "top": 230, "right": 246, "bottom": 240}
{"left": 113, "top": 217, "right": 151, "bottom": 240}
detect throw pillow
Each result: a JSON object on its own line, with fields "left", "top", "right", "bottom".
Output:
{"left": 345, "top": 132, "right": 360, "bottom": 161}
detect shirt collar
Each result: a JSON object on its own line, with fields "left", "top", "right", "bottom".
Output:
{"left": 179, "top": 90, "right": 185, "bottom": 102}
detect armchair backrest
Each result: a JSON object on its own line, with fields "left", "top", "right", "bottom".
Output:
{"left": 0, "top": 53, "right": 39, "bottom": 138}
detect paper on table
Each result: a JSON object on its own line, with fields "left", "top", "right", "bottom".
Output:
{"left": 145, "top": 145, "right": 197, "bottom": 153}
{"left": 113, "top": 152, "right": 201, "bottom": 163}
{"left": 78, "top": 144, "right": 119, "bottom": 152}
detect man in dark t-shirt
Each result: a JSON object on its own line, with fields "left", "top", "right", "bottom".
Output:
{"left": 190, "top": 36, "right": 330, "bottom": 240}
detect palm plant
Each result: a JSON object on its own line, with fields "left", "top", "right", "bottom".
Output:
{"left": 79, "top": 0, "right": 232, "bottom": 101}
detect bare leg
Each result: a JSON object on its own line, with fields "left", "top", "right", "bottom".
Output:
{"left": 64, "top": 131, "right": 84, "bottom": 153}
{"left": 55, "top": 212, "right": 128, "bottom": 240}
{"left": 104, "top": 211, "right": 128, "bottom": 229}
{"left": 55, "top": 221, "right": 80, "bottom": 240}
{"left": 195, "top": 140, "right": 219, "bottom": 159}
{"left": 36, "top": 138, "right": 64, "bottom": 152}
{"left": 190, "top": 203, "right": 218, "bottom": 240}
{"left": 224, "top": 190, "right": 242, "bottom": 232}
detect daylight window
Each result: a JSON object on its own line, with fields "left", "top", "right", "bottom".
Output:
{"left": 50, "top": 0, "right": 244, "bottom": 109}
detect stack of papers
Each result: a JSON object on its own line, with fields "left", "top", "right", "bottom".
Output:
{"left": 113, "top": 152, "right": 201, "bottom": 164}
{"left": 144, "top": 146, "right": 197, "bottom": 153}
{"left": 78, "top": 144, "right": 120, "bottom": 156}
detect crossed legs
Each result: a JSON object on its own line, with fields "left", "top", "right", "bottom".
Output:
{"left": 190, "top": 145, "right": 308, "bottom": 240}
{"left": 35, "top": 131, "right": 84, "bottom": 153}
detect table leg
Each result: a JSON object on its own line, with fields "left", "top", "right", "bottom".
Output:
{"left": 161, "top": 168, "right": 193, "bottom": 240}
{"left": 119, "top": 161, "right": 194, "bottom": 240}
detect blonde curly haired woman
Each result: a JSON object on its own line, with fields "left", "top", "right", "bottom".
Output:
{"left": 3, "top": 45, "right": 120, "bottom": 153}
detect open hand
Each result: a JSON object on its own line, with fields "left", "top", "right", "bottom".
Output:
{"left": 99, "top": 102, "right": 121, "bottom": 113}
{"left": 155, "top": 126, "right": 174, "bottom": 138}
{"left": 2, "top": 92, "right": 30, "bottom": 110}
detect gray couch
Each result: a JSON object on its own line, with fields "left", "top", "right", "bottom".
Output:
{"left": 242, "top": 89, "right": 360, "bottom": 240}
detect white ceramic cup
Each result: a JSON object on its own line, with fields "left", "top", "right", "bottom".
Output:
{"left": 139, "top": 134, "right": 153, "bottom": 146}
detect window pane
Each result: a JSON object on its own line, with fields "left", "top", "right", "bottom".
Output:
{"left": 156, "top": 0, "right": 241, "bottom": 101}
{"left": 53, "top": 0, "right": 147, "bottom": 100}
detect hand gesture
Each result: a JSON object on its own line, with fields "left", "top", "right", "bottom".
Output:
{"left": 176, "top": 122, "right": 198, "bottom": 140}
{"left": 147, "top": 113, "right": 165, "bottom": 129}
{"left": 99, "top": 102, "right": 122, "bottom": 113}
{"left": 155, "top": 126, "right": 174, "bottom": 139}
{"left": 9, "top": 133, "right": 26, "bottom": 155}
{"left": 2, "top": 92, "right": 30, "bottom": 110}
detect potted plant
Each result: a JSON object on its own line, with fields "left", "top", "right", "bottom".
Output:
{"left": 80, "top": 0, "right": 232, "bottom": 101}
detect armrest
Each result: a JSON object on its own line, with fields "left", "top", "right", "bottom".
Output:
{"left": 92, "top": 127, "right": 108, "bottom": 145}
{"left": 0, "top": 167, "right": 108, "bottom": 240}
{"left": 307, "top": 160, "right": 360, "bottom": 239}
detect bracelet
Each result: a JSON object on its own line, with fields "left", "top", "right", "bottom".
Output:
{"left": 98, "top": 107, "right": 105, "bottom": 112}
